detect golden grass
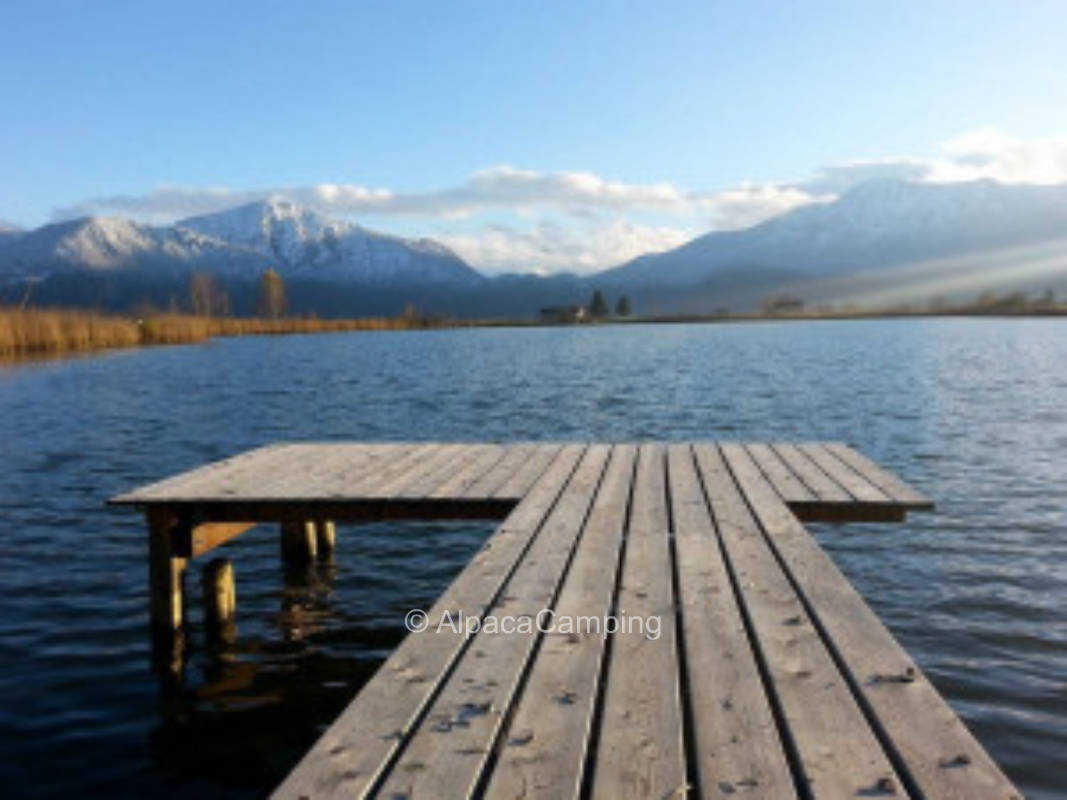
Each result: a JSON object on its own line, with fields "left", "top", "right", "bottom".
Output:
{"left": 0, "top": 307, "right": 427, "bottom": 359}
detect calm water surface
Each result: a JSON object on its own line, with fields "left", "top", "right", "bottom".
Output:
{"left": 0, "top": 319, "right": 1065, "bottom": 798}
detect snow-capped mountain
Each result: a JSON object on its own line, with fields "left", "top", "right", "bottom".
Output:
{"left": 177, "top": 200, "right": 479, "bottom": 284}
{"left": 0, "top": 216, "right": 245, "bottom": 275}
{"left": 0, "top": 200, "right": 483, "bottom": 286}
{"left": 5, "top": 179, "right": 1067, "bottom": 315}
{"left": 597, "top": 179, "right": 1067, "bottom": 287}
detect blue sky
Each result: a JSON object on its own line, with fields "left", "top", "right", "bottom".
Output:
{"left": 2, "top": 0, "right": 1067, "bottom": 272}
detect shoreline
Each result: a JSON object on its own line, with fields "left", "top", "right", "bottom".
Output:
{"left": 4, "top": 303, "right": 1067, "bottom": 363}
{"left": 0, "top": 308, "right": 437, "bottom": 362}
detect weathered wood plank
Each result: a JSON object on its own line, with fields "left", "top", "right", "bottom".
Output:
{"left": 823, "top": 443, "right": 934, "bottom": 508}
{"left": 797, "top": 443, "right": 891, "bottom": 504}
{"left": 429, "top": 444, "right": 510, "bottom": 498}
{"left": 667, "top": 444, "right": 794, "bottom": 799}
{"left": 303, "top": 443, "right": 407, "bottom": 499}
{"left": 112, "top": 443, "right": 295, "bottom": 502}
{"left": 270, "top": 444, "right": 587, "bottom": 800}
{"left": 462, "top": 443, "right": 539, "bottom": 499}
{"left": 486, "top": 444, "right": 637, "bottom": 800}
{"left": 745, "top": 443, "right": 816, "bottom": 504}
{"left": 705, "top": 444, "right": 897, "bottom": 797}
{"left": 376, "top": 445, "right": 612, "bottom": 800}
{"left": 376, "top": 443, "right": 471, "bottom": 498}
{"left": 343, "top": 442, "right": 439, "bottom": 496}
{"left": 725, "top": 445, "right": 1014, "bottom": 800}
{"left": 592, "top": 443, "right": 687, "bottom": 800}
{"left": 176, "top": 521, "right": 257, "bottom": 559}
{"left": 220, "top": 443, "right": 382, "bottom": 500}
{"left": 492, "top": 443, "right": 564, "bottom": 499}
{"left": 771, "top": 443, "right": 852, "bottom": 503}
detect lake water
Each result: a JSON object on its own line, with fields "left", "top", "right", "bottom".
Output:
{"left": 1, "top": 319, "right": 1065, "bottom": 799}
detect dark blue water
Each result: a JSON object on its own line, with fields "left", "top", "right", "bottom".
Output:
{"left": 1, "top": 319, "right": 1064, "bottom": 798}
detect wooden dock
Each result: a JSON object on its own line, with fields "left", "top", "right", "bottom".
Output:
{"left": 111, "top": 442, "right": 1021, "bottom": 799}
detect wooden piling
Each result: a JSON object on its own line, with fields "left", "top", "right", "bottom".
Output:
{"left": 315, "top": 520, "right": 336, "bottom": 556}
{"left": 147, "top": 508, "right": 187, "bottom": 631}
{"left": 202, "top": 557, "right": 236, "bottom": 633}
{"left": 281, "top": 520, "right": 317, "bottom": 564}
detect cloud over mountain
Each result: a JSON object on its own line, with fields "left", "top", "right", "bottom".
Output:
{"left": 42, "top": 129, "right": 1067, "bottom": 274}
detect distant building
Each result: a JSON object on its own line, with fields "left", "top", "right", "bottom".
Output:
{"left": 539, "top": 305, "right": 588, "bottom": 324}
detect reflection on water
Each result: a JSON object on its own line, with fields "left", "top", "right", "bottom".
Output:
{"left": 1, "top": 319, "right": 1066, "bottom": 798}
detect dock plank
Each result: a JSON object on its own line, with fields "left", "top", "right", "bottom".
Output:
{"left": 823, "top": 443, "right": 934, "bottom": 508}
{"left": 708, "top": 444, "right": 898, "bottom": 797}
{"left": 270, "top": 444, "right": 586, "bottom": 800}
{"left": 396, "top": 443, "right": 503, "bottom": 499}
{"left": 203, "top": 443, "right": 359, "bottom": 500}
{"left": 347, "top": 442, "right": 441, "bottom": 496}
{"left": 462, "top": 443, "right": 541, "bottom": 499}
{"left": 113, "top": 443, "right": 294, "bottom": 502}
{"left": 745, "top": 442, "right": 816, "bottom": 504}
{"left": 725, "top": 444, "right": 1015, "bottom": 799}
{"left": 428, "top": 444, "right": 510, "bottom": 498}
{"left": 378, "top": 443, "right": 471, "bottom": 498}
{"left": 251, "top": 445, "right": 394, "bottom": 501}
{"left": 797, "top": 443, "right": 891, "bottom": 504}
{"left": 492, "top": 443, "right": 565, "bottom": 499}
{"left": 771, "top": 443, "right": 852, "bottom": 503}
{"left": 667, "top": 444, "right": 794, "bottom": 799}
{"left": 375, "top": 445, "right": 611, "bottom": 800}
{"left": 592, "top": 443, "right": 686, "bottom": 800}
{"left": 486, "top": 444, "right": 637, "bottom": 800}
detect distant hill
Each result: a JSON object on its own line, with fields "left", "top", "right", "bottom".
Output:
{"left": 5, "top": 181, "right": 1067, "bottom": 317}
{"left": 596, "top": 179, "right": 1067, "bottom": 291}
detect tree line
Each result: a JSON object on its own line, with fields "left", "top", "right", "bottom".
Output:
{"left": 588, "top": 290, "right": 631, "bottom": 318}
{"left": 187, "top": 269, "right": 287, "bottom": 317}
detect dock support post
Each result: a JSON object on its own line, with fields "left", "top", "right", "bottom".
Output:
{"left": 281, "top": 520, "right": 318, "bottom": 564}
{"left": 147, "top": 508, "right": 187, "bottom": 631}
{"left": 315, "top": 520, "right": 336, "bottom": 557}
{"left": 202, "top": 558, "right": 237, "bottom": 640}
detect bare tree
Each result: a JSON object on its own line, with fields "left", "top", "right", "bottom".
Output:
{"left": 257, "top": 269, "right": 287, "bottom": 318}
{"left": 189, "top": 272, "right": 229, "bottom": 316}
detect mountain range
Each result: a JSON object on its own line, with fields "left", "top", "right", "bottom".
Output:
{"left": 3, "top": 179, "right": 1067, "bottom": 316}
{"left": 0, "top": 199, "right": 480, "bottom": 285}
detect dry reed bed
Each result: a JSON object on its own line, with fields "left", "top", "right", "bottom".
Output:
{"left": 0, "top": 308, "right": 423, "bottom": 359}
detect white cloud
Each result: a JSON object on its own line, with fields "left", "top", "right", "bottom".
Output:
{"left": 54, "top": 167, "right": 824, "bottom": 226}
{"left": 697, "top": 182, "right": 833, "bottom": 230}
{"left": 927, "top": 128, "right": 1067, "bottom": 184}
{"left": 799, "top": 128, "right": 1067, "bottom": 195}
{"left": 438, "top": 219, "right": 696, "bottom": 274}
{"left": 45, "top": 129, "right": 1067, "bottom": 274}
